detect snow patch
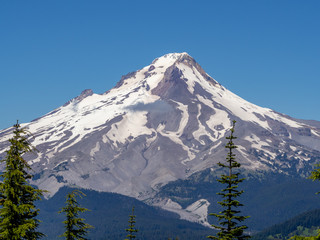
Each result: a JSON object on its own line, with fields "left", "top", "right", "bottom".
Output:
{"left": 156, "top": 101, "right": 196, "bottom": 161}
{"left": 290, "top": 146, "right": 297, "bottom": 151}
{"left": 206, "top": 108, "right": 231, "bottom": 139}
{"left": 90, "top": 142, "right": 100, "bottom": 156}
{"left": 154, "top": 198, "right": 211, "bottom": 227}
{"left": 237, "top": 145, "right": 264, "bottom": 169}
{"left": 185, "top": 199, "right": 211, "bottom": 227}
{"left": 245, "top": 134, "right": 276, "bottom": 159}
{"left": 107, "top": 111, "right": 152, "bottom": 144}
{"left": 311, "top": 129, "right": 320, "bottom": 137}
{"left": 192, "top": 104, "right": 209, "bottom": 144}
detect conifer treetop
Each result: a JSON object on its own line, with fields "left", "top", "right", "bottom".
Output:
{"left": 208, "top": 120, "right": 250, "bottom": 240}
{"left": 59, "top": 189, "right": 93, "bottom": 240}
{"left": 0, "top": 121, "right": 44, "bottom": 239}
{"left": 125, "top": 206, "right": 138, "bottom": 240}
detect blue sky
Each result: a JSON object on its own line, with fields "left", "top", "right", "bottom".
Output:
{"left": 1, "top": 0, "right": 319, "bottom": 130}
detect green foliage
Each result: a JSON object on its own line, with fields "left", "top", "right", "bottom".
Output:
{"left": 0, "top": 121, "right": 44, "bottom": 239}
{"left": 125, "top": 206, "right": 138, "bottom": 240}
{"left": 252, "top": 208, "right": 320, "bottom": 239}
{"left": 253, "top": 160, "right": 320, "bottom": 240}
{"left": 288, "top": 163, "right": 320, "bottom": 240}
{"left": 309, "top": 163, "right": 320, "bottom": 195}
{"left": 309, "top": 164, "right": 320, "bottom": 184}
{"left": 59, "top": 189, "right": 93, "bottom": 240}
{"left": 289, "top": 230, "right": 320, "bottom": 240}
{"left": 208, "top": 120, "right": 250, "bottom": 240}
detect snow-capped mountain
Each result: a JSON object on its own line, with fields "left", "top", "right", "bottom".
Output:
{"left": 1, "top": 52, "right": 320, "bottom": 227}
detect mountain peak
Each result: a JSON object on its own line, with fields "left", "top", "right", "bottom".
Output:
{"left": 1, "top": 52, "right": 319, "bottom": 205}
{"left": 162, "top": 52, "right": 190, "bottom": 60}
{"left": 112, "top": 52, "right": 222, "bottom": 103}
{"left": 152, "top": 52, "right": 190, "bottom": 65}
{"left": 115, "top": 52, "right": 211, "bottom": 91}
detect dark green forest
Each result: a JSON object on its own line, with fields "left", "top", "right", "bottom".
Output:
{"left": 37, "top": 187, "right": 213, "bottom": 240}
{"left": 252, "top": 209, "right": 320, "bottom": 239}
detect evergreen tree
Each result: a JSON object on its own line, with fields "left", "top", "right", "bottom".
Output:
{"left": 0, "top": 121, "right": 44, "bottom": 239}
{"left": 125, "top": 206, "right": 138, "bottom": 240}
{"left": 309, "top": 163, "right": 320, "bottom": 189}
{"left": 59, "top": 189, "right": 93, "bottom": 240}
{"left": 208, "top": 120, "right": 250, "bottom": 240}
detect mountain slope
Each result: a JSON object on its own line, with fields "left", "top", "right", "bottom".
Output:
{"left": 1, "top": 52, "right": 320, "bottom": 229}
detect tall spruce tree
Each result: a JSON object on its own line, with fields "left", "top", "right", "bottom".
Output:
{"left": 208, "top": 120, "right": 250, "bottom": 240}
{"left": 59, "top": 189, "right": 93, "bottom": 240}
{"left": 0, "top": 121, "right": 44, "bottom": 239}
{"left": 125, "top": 206, "right": 138, "bottom": 240}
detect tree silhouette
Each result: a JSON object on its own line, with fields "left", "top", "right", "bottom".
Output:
{"left": 0, "top": 121, "right": 44, "bottom": 239}
{"left": 208, "top": 120, "right": 250, "bottom": 240}
{"left": 60, "top": 189, "right": 93, "bottom": 240}
{"left": 125, "top": 206, "right": 138, "bottom": 240}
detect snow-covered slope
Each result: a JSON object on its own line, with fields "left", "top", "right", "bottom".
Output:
{"left": 0, "top": 53, "right": 320, "bottom": 224}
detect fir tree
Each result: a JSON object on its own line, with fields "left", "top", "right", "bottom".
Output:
{"left": 125, "top": 206, "right": 138, "bottom": 240}
{"left": 59, "top": 189, "right": 93, "bottom": 240}
{"left": 208, "top": 120, "right": 250, "bottom": 240}
{"left": 0, "top": 121, "right": 44, "bottom": 239}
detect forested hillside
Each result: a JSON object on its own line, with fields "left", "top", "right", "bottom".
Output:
{"left": 37, "top": 187, "right": 214, "bottom": 240}
{"left": 253, "top": 209, "right": 320, "bottom": 239}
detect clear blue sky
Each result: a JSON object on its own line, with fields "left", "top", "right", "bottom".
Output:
{"left": 1, "top": 0, "right": 319, "bottom": 130}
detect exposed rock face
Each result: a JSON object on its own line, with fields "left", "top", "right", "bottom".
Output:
{"left": 0, "top": 52, "right": 320, "bottom": 226}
